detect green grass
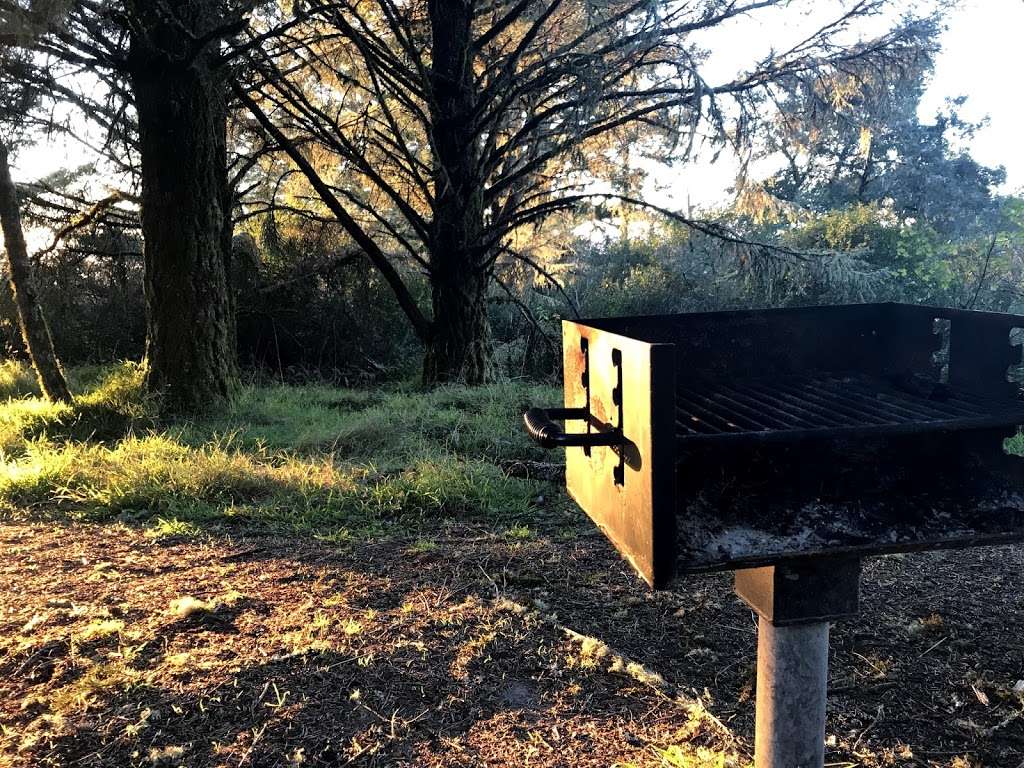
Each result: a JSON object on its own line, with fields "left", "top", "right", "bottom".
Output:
{"left": 0, "top": 359, "right": 41, "bottom": 399}
{"left": 0, "top": 361, "right": 565, "bottom": 540}
{"left": 173, "top": 378, "right": 558, "bottom": 463}
{"left": 0, "top": 362, "right": 156, "bottom": 455}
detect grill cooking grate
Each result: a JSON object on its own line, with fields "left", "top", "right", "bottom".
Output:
{"left": 676, "top": 373, "right": 1024, "bottom": 443}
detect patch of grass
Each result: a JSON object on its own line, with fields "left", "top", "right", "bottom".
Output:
{"left": 47, "top": 660, "right": 139, "bottom": 714}
{"left": 148, "top": 745, "right": 188, "bottom": 765}
{"left": 654, "top": 745, "right": 736, "bottom": 768}
{"left": 504, "top": 523, "right": 534, "bottom": 540}
{"left": 408, "top": 538, "right": 438, "bottom": 553}
{"left": 169, "top": 596, "right": 216, "bottom": 618}
{"left": 144, "top": 516, "right": 204, "bottom": 539}
{"left": 1, "top": 436, "right": 540, "bottom": 531}
{"left": 174, "top": 379, "right": 560, "bottom": 465}
{"left": 0, "top": 367, "right": 560, "bottom": 540}
{"left": 0, "top": 360, "right": 41, "bottom": 399}
{"left": 77, "top": 619, "right": 125, "bottom": 641}
{"left": 169, "top": 591, "right": 246, "bottom": 619}
{"left": 0, "top": 362, "right": 155, "bottom": 456}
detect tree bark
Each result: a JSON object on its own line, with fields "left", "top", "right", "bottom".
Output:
{"left": 0, "top": 142, "right": 73, "bottom": 403}
{"left": 424, "top": 266, "right": 492, "bottom": 384}
{"left": 127, "top": 0, "right": 236, "bottom": 412}
{"left": 424, "top": 0, "right": 493, "bottom": 385}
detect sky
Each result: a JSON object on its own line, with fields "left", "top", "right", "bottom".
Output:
{"left": 917, "top": 0, "right": 1024, "bottom": 181}
{"left": 643, "top": 0, "right": 1024, "bottom": 209}
{"left": 11, "top": 0, "right": 1024, "bottom": 213}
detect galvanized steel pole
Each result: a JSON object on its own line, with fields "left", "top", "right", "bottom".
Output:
{"left": 753, "top": 618, "right": 830, "bottom": 768}
{"left": 735, "top": 558, "right": 860, "bottom": 768}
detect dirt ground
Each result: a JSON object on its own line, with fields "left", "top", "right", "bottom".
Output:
{"left": 2, "top": 521, "right": 1023, "bottom": 767}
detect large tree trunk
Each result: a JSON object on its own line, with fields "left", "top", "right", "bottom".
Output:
{"left": 127, "top": 0, "right": 236, "bottom": 412}
{"left": 424, "top": 0, "right": 493, "bottom": 385}
{"left": 0, "top": 142, "right": 73, "bottom": 403}
{"left": 424, "top": 266, "right": 492, "bottom": 384}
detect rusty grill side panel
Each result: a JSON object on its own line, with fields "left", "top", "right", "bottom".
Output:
{"left": 562, "top": 320, "right": 676, "bottom": 587}
{"left": 883, "top": 304, "right": 1024, "bottom": 399}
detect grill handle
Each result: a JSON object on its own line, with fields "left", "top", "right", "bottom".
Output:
{"left": 523, "top": 407, "right": 625, "bottom": 449}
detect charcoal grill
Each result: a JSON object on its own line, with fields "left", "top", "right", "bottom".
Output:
{"left": 524, "top": 302, "right": 1024, "bottom": 767}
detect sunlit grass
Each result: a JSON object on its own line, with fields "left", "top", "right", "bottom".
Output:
{"left": 0, "top": 361, "right": 562, "bottom": 539}
{"left": 46, "top": 661, "right": 140, "bottom": 715}
{"left": 0, "top": 434, "right": 544, "bottom": 535}
{"left": 0, "top": 359, "right": 41, "bottom": 399}
{"left": 77, "top": 619, "right": 125, "bottom": 641}
{"left": 174, "top": 377, "right": 559, "bottom": 464}
{"left": 0, "top": 362, "right": 154, "bottom": 456}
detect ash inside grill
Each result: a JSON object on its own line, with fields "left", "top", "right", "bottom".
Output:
{"left": 676, "top": 491, "right": 1024, "bottom": 570}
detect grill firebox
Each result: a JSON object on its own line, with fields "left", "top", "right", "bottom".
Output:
{"left": 524, "top": 302, "right": 1024, "bottom": 586}
{"left": 523, "top": 301, "right": 1024, "bottom": 767}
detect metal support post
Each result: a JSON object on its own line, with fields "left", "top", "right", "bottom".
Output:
{"left": 735, "top": 558, "right": 861, "bottom": 768}
{"left": 753, "top": 617, "right": 829, "bottom": 767}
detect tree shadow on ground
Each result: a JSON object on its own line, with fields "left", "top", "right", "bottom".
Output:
{"left": 1, "top": 523, "right": 736, "bottom": 768}
{"left": 3, "top": 521, "right": 1023, "bottom": 767}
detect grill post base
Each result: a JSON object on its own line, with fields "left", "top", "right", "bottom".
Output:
{"left": 753, "top": 618, "right": 829, "bottom": 768}
{"left": 735, "top": 559, "right": 861, "bottom": 768}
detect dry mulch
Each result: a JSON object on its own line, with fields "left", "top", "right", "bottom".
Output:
{"left": 1, "top": 521, "right": 1023, "bottom": 767}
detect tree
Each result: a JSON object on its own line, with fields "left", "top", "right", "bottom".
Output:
{"left": 736, "top": 37, "right": 1024, "bottom": 310}
{"left": 2, "top": 0, "right": 247, "bottom": 410}
{"left": 0, "top": 43, "right": 73, "bottom": 402}
{"left": 0, "top": 141, "right": 73, "bottom": 402}
{"left": 232, "top": 0, "right": 935, "bottom": 384}
{"left": 125, "top": 0, "right": 238, "bottom": 410}
{"left": 761, "top": 45, "right": 1004, "bottom": 239}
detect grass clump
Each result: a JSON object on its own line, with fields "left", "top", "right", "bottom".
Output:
{"left": 0, "top": 359, "right": 41, "bottom": 399}
{"left": 77, "top": 619, "right": 125, "bottom": 641}
{"left": 47, "top": 661, "right": 139, "bottom": 714}
{"left": 0, "top": 361, "right": 155, "bottom": 456}
{"left": 170, "top": 590, "right": 246, "bottom": 618}
{"left": 144, "top": 516, "right": 204, "bottom": 539}
{"left": 169, "top": 596, "right": 216, "bottom": 618}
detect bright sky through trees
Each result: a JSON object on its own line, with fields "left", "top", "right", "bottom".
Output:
{"left": 641, "top": 0, "right": 1024, "bottom": 209}
{"left": 917, "top": 0, "right": 1024, "bottom": 183}
{"left": 9, "top": 0, "right": 1023, "bottom": 211}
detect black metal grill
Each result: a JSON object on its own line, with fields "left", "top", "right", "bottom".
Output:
{"left": 527, "top": 303, "right": 1024, "bottom": 582}
{"left": 675, "top": 374, "right": 1024, "bottom": 444}
{"left": 529, "top": 303, "right": 1024, "bottom": 764}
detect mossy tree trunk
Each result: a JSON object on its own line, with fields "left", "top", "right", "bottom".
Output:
{"left": 423, "top": 0, "right": 493, "bottom": 385}
{"left": 0, "top": 142, "right": 73, "bottom": 404}
{"left": 127, "top": 0, "right": 236, "bottom": 412}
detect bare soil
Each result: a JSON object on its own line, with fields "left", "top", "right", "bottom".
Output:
{"left": 2, "top": 521, "right": 1023, "bottom": 767}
